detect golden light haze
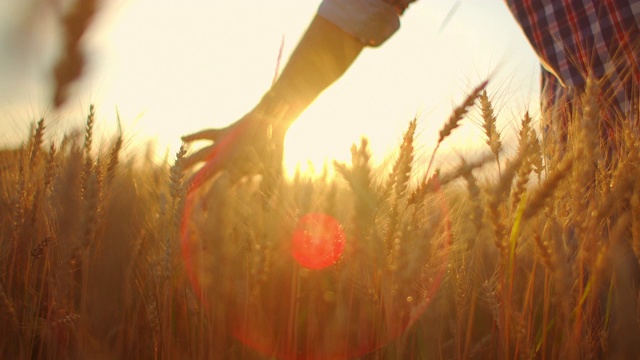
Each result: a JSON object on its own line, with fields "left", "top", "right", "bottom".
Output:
{"left": 0, "top": 0, "right": 541, "bottom": 176}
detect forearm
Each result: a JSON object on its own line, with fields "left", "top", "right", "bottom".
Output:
{"left": 263, "top": 15, "right": 365, "bottom": 128}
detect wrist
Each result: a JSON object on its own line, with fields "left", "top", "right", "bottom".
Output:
{"left": 258, "top": 88, "right": 304, "bottom": 131}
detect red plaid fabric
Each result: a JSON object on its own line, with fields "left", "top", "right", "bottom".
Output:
{"left": 504, "top": 0, "right": 639, "bottom": 136}
{"left": 319, "top": 0, "right": 639, "bottom": 126}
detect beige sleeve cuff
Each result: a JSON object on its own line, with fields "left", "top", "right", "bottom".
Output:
{"left": 318, "top": 0, "right": 401, "bottom": 47}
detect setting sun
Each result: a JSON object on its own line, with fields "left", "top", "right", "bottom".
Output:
{"left": 0, "top": 0, "right": 540, "bottom": 176}
{"left": 3, "top": 1, "right": 638, "bottom": 358}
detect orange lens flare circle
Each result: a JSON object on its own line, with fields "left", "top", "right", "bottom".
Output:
{"left": 291, "top": 213, "right": 345, "bottom": 269}
{"left": 180, "top": 128, "right": 451, "bottom": 359}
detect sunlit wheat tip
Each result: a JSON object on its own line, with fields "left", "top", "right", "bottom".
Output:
{"left": 480, "top": 90, "right": 502, "bottom": 164}
{"left": 29, "top": 118, "right": 45, "bottom": 167}
{"left": 81, "top": 105, "right": 95, "bottom": 198}
{"left": 439, "top": 80, "right": 488, "bottom": 143}
{"left": 426, "top": 80, "right": 488, "bottom": 176}
{"left": 105, "top": 132, "right": 123, "bottom": 187}
{"left": 392, "top": 118, "right": 417, "bottom": 201}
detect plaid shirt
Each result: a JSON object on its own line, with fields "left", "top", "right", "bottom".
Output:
{"left": 319, "top": 0, "right": 639, "bottom": 131}
{"left": 505, "top": 0, "right": 640, "bottom": 140}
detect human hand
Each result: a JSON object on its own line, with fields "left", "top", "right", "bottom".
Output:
{"left": 181, "top": 101, "right": 289, "bottom": 192}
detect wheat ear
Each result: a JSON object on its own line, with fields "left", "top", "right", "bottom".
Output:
{"left": 105, "top": 114, "right": 123, "bottom": 188}
{"left": 425, "top": 80, "right": 488, "bottom": 177}
{"left": 81, "top": 105, "right": 95, "bottom": 198}
{"left": 479, "top": 90, "right": 502, "bottom": 172}
{"left": 523, "top": 156, "right": 573, "bottom": 220}
{"left": 29, "top": 118, "right": 45, "bottom": 168}
{"left": 335, "top": 137, "right": 376, "bottom": 243}
{"left": 511, "top": 114, "right": 535, "bottom": 212}
{"left": 461, "top": 164, "right": 483, "bottom": 241}
{"left": 167, "top": 144, "right": 187, "bottom": 280}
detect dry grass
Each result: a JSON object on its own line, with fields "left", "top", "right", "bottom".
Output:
{"left": 1, "top": 78, "right": 640, "bottom": 359}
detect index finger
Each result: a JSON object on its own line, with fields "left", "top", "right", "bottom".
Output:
{"left": 182, "top": 129, "right": 222, "bottom": 143}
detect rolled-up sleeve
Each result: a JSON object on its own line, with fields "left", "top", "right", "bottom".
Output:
{"left": 318, "top": 0, "right": 401, "bottom": 47}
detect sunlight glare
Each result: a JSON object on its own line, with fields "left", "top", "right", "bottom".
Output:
{"left": 1, "top": 0, "right": 540, "bottom": 180}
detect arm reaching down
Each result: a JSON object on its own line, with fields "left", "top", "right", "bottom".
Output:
{"left": 182, "top": 15, "right": 365, "bottom": 187}
{"left": 183, "top": 1, "right": 407, "bottom": 188}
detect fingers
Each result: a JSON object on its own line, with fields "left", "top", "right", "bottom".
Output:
{"left": 182, "top": 128, "right": 222, "bottom": 143}
{"left": 186, "top": 153, "right": 224, "bottom": 193}
{"left": 182, "top": 145, "right": 215, "bottom": 170}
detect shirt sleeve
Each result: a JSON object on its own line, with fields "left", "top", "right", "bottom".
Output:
{"left": 318, "top": 0, "right": 401, "bottom": 47}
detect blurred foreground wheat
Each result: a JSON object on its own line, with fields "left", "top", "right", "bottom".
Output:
{"left": 2, "top": 80, "right": 640, "bottom": 359}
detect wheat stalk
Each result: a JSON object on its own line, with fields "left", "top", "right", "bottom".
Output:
{"left": 385, "top": 119, "right": 417, "bottom": 267}
{"left": 43, "top": 142, "right": 58, "bottom": 197}
{"left": 335, "top": 137, "right": 376, "bottom": 244}
{"left": 82, "top": 171, "right": 99, "bottom": 247}
{"left": 523, "top": 156, "right": 573, "bottom": 220}
{"left": 29, "top": 118, "right": 45, "bottom": 168}
{"left": 81, "top": 105, "right": 95, "bottom": 199}
{"left": 486, "top": 143, "right": 528, "bottom": 253}
{"left": 105, "top": 120, "right": 123, "bottom": 189}
{"left": 425, "top": 80, "right": 488, "bottom": 177}
{"left": 0, "top": 281, "right": 18, "bottom": 331}
{"left": 480, "top": 90, "right": 502, "bottom": 171}
{"left": 461, "top": 164, "right": 483, "bottom": 248}
{"left": 386, "top": 118, "right": 417, "bottom": 202}
{"left": 166, "top": 144, "right": 187, "bottom": 281}
{"left": 511, "top": 116, "right": 535, "bottom": 213}
{"left": 529, "top": 130, "right": 544, "bottom": 180}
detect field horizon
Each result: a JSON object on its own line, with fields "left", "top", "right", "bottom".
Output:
{"left": 2, "top": 79, "right": 640, "bottom": 359}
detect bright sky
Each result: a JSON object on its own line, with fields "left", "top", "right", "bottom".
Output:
{"left": 0, "top": 0, "right": 542, "bottom": 176}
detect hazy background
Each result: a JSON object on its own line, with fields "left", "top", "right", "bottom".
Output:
{"left": 0, "top": 0, "right": 541, "bottom": 175}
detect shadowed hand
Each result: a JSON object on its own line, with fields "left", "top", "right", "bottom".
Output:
{"left": 181, "top": 102, "right": 288, "bottom": 192}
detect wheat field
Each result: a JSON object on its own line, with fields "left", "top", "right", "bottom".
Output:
{"left": 1, "top": 80, "right": 640, "bottom": 359}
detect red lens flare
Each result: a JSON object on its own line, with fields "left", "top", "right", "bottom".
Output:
{"left": 291, "top": 213, "right": 345, "bottom": 270}
{"left": 180, "top": 126, "right": 452, "bottom": 359}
